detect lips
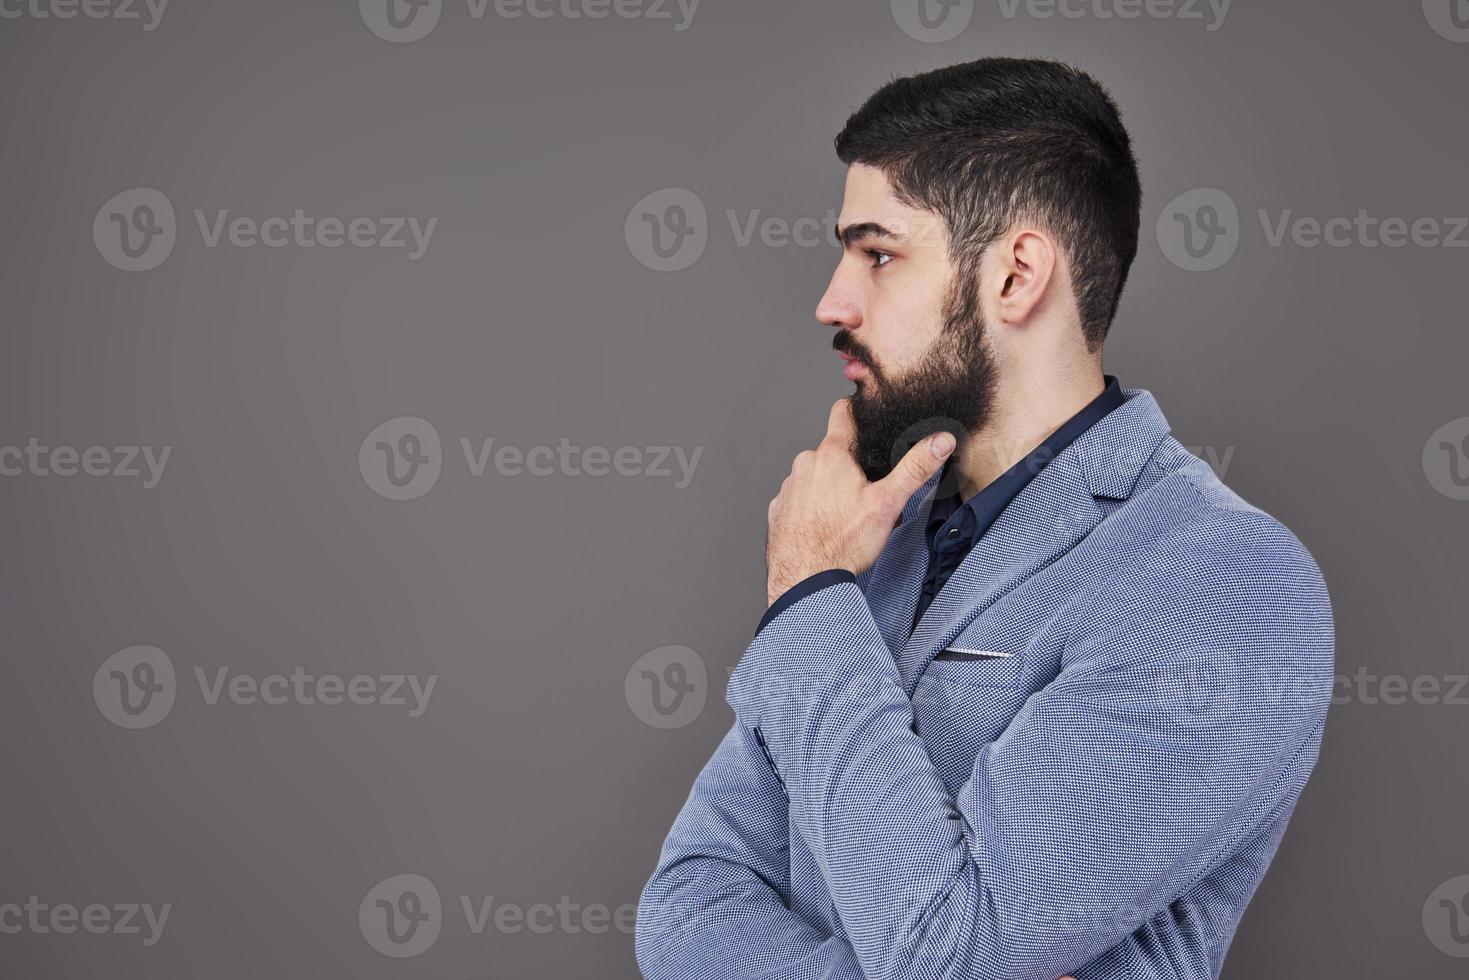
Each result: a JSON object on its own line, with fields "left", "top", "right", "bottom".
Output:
{"left": 835, "top": 341, "right": 871, "bottom": 380}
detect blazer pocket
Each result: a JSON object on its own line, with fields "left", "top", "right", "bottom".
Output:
{"left": 921, "top": 648, "right": 1026, "bottom": 688}
{"left": 933, "top": 648, "right": 1014, "bottom": 661}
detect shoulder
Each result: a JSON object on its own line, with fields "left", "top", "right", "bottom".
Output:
{"left": 1068, "top": 440, "right": 1334, "bottom": 678}
{"left": 1124, "top": 436, "right": 1329, "bottom": 594}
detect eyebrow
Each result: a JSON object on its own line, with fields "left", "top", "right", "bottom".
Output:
{"left": 837, "top": 221, "right": 907, "bottom": 249}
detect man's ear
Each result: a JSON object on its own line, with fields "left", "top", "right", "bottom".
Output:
{"left": 993, "top": 228, "right": 1058, "bottom": 325}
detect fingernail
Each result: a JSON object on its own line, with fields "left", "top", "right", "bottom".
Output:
{"left": 930, "top": 432, "right": 955, "bottom": 457}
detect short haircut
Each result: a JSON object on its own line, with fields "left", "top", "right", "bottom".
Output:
{"left": 835, "top": 58, "right": 1143, "bottom": 351}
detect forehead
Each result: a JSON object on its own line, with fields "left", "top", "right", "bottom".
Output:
{"left": 837, "top": 163, "right": 946, "bottom": 248}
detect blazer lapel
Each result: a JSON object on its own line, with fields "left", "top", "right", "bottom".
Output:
{"left": 857, "top": 467, "right": 945, "bottom": 656}
{"left": 892, "top": 387, "right": 1173, "bottom": 694}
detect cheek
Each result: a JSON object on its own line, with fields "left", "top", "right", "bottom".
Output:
{"left": 870, "top": 294, "right": 944, "bottom": 373}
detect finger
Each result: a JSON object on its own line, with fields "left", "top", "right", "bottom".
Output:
{"left": 875, "top": 430, "right": 955, "bottom": 505}
{"left": 824, "top": 397, "right": 854, "bottom": 445}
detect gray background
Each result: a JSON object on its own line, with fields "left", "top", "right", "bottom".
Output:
{"left": 3, "top": 0, "right": 1467, "bottom": 976}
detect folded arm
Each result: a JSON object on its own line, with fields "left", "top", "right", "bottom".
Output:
{"left": 635, "top": 720, "right": 867, "bottom": 979}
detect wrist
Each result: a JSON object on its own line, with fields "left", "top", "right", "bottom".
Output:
{"left": 756, "top": 567, "right": 859, "bottom": 640}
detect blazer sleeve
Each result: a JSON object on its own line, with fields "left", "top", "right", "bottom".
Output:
{"left": 634, "top": 719, "right": 867, "bottom": 980}
{"left": 724, "top": 508, "right": 1334, "bottom": 980}
{"left": 640, "top": 692, "right": 1270, "bottom": 980}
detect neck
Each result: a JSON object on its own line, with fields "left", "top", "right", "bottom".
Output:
{"left": 950, "top": 364, "right": 1106, "bottom": 501}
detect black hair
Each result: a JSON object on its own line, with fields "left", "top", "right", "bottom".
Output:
{"left": 835, "top": 57, "right": 1142, "bottom": 351}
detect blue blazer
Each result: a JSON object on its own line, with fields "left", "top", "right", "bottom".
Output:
{"left": 636, "top": 384, "right": 1334, "bottom": 980}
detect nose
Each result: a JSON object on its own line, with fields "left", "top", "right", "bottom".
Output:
{"left": 815, "top": 265, "right": 862, "bottom": 332}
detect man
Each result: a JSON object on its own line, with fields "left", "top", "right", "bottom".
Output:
{"left": 636, "top": 58, "right": 1333, "bottom": 980}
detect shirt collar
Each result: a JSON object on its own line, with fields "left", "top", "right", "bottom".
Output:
{"left": 925, "top": 374, "right": 1126, "bottom": 539}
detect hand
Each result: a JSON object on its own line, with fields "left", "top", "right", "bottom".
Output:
{"left": 765, "top": 398, "right": 956, "bottom": 605}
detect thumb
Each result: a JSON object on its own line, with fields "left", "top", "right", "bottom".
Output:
{"left": 877, "top": 430, "right": 956, "bottom": 503}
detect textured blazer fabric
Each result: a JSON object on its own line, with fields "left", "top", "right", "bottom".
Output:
{"left": 636, "top": 385, "right": 1335, "bottom": 980}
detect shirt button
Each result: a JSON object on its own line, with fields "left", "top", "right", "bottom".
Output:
{"left": 947, "top": 528, "right": 961, "bottom": 539}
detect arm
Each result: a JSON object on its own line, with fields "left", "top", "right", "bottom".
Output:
{"left": 635, "top": 719, "right": 866, "bottom": 980}
{"left": 637, "top": 677, "right": 1225, "bottom": 980}
{"left": 726, "top": 511, "right": 1333, "bottom": 980}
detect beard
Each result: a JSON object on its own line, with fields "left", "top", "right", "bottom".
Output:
{"left": 835, "top": 270, "right": 998, "bottom": 486}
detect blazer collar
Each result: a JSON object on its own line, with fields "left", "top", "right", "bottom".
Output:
{"left": 858, "top": 385, "right": 1173, "bottom": 691}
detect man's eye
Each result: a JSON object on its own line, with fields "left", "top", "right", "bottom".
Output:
{"left": 864, "top": 249, "right": 892, "bottom": 269}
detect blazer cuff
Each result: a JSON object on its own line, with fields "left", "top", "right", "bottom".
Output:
{"left": 754, "top": 568, "right": 857, "bottom": 639}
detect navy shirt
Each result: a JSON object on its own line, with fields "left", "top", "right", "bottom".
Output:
{"left": 756, "top": 375, "right": 1125, "bottom": 639}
